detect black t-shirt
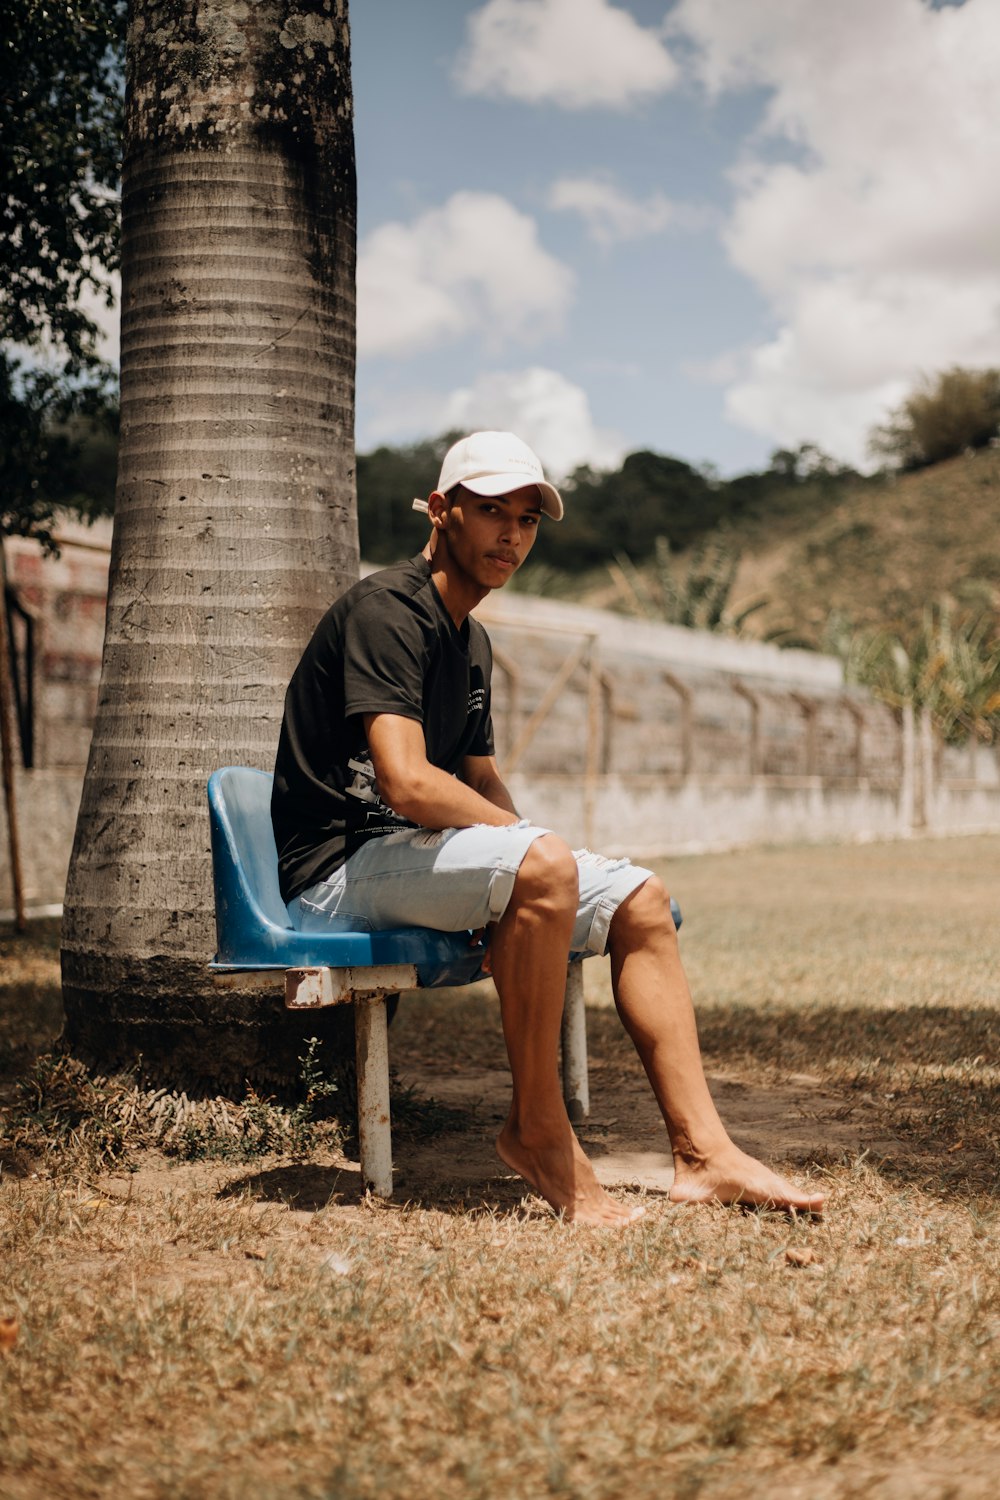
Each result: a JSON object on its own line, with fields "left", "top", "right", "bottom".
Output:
{"left": 271, "top": 555, "right": 495, "bottom": 904}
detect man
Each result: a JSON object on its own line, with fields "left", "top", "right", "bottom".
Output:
{"left": 272, "top": 431, "right": 824, "bottom": 1226}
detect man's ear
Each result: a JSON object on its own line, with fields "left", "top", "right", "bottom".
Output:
{"left": 426, "top": 490, "right": 449, "bottom": 530}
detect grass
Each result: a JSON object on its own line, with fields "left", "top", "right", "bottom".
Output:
{"left": 730, "top": 447, "right": 1000, "bottom": 643}
{"left": 2, "top": 835, "right": 999, "bottom": 1498}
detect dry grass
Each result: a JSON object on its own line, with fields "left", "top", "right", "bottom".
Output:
{"left": 2, "top": 835, "right": 1000, "bottom": 1498}
{"left": 728, "top": 446, "right": 1000, "bottom": 643}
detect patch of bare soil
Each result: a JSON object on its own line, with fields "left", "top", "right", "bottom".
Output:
{"left": 130, "top": 982, "right": 868, "bottom": 1211}
{"left": 391, "top": 1051, "right": 904, "bottom": 1204}
{"left": 81, "top": 1020, "right": 899, "bottom": 1223}
{"left": 356, "top": 982, "right": 902, "bottom": 1208}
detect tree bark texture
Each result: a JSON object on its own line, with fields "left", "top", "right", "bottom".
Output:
{"left": 62, "top": 0, "right": 358, "bottom": 1090}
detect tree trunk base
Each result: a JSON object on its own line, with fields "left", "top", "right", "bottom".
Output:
{"left": 60, "top": 954, "right": 356, "bottom": 1099}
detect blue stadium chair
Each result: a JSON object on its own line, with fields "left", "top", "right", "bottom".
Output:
{"left": 208, "top": 765, "right": 483, "bottom": 987}
{"left": 207, "top": 765, "right": 680, "bottom": 1197}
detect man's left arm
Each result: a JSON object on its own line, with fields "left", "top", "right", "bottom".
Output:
{"left": 461, "top": 754, "right": 520, "bottom": 818}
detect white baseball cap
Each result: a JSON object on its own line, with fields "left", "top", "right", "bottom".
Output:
{"left": 412, "top": 430, "right": 563, "bottom": 521}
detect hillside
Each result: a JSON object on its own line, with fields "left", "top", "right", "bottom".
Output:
{"left": 599, "top": 447, "right": 1000, "bottom": 647}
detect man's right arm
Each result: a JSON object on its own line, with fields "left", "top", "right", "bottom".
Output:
{"left": 364, "top": 713, "right": 519, "bottom": 830}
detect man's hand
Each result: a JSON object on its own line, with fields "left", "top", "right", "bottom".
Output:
{"left": 364, "top": 715, "right": 519, "bottom": 831}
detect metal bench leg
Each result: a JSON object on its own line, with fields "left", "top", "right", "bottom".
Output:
{"left": 355, "top": 996, "right": 393, "bottom": 1197}
{"left": 561, "top": 963, "right": 590, "bottom": 1123}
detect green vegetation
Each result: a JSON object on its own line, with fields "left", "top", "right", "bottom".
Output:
{"left": 1, "top": 0, "right": 124, "bottom": 364}
{"left": 611, "top": 535, "right": 775, "bottom": 638}
{"left": 0, "top": 364, "right": 117, "bottom": 549}
{"left": 358, "top": 437, "right": 857, "bottom": 573}
{"left": 872, "top": 366, "right": 1000, "bottom": 471}
{"left": 0, "top": 0, "right": 124, "bottom": 546}
{"left": 828, "top": 604, "right": 1000, "bottom": 747}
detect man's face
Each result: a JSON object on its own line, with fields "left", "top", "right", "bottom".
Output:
{"left": 436, "top": 483, "right": 543, "bottom": 591}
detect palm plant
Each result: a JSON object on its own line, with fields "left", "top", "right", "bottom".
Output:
{"left": 829, "top": 604, "right": 1000, "bottom": 745}
{"left": 611, "top": 535, "right": 770, "bottom": 635}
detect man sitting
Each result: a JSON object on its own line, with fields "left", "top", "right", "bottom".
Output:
{"left": 272, "top": 431, "right": 824, "bottom": 1225}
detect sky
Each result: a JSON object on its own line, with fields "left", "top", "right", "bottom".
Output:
{"left": 349, "top": 0, "right": 1000, "bottom": 478}
{"left": 82, "top": 0, "right": 1000, "bottom": 481}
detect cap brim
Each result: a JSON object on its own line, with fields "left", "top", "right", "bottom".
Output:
{"left": 460, "top": 472, "right": 563, "bottom": 521}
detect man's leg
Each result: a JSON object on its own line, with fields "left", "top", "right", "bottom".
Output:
{"left": 491, "top": 835, "right": 643, "bottom": 1226}
{"left": 606, "top": 875, "right": 824, "bottom": 1212}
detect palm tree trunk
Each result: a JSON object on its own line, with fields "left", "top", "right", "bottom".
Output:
{"left": 61, "top": 0, "right": 358, "bottom": 1091}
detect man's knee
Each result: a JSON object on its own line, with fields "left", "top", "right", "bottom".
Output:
{"left": 611, "top": 874, "right": 676, "bottom": 946}
{"left": 512, "top": 833, "right": 579, "bottom": 913}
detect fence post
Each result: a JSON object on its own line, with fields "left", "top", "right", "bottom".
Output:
{"left": 900, "top": 703, "right": 916, "bottom": 833}
{"left": 917, "top": 706, "right": 934, "bottom": 830}
{"left": 662, "top": 672, "right": 693, "bottom": 777}
{"left": 583, "top": 642, "right": 601, "bottom": 848}
{"left": 502, "top": 634, "right": 592, "bottom": 775}
{"left": 844, "top": 699, "right": 865, "bottom": 782}
{"left": 791, "top": 693, "right": 819, "bottom": 777}
{"left": 731, "top": 679, "right": 761, "bottom": 777}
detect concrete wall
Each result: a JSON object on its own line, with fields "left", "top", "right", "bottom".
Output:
{"left": 4, "top": 543, "right": 1000, "bottom": 912}
{"left": 478, "top": 591, "right": 1000, "bottom": 855}
{"left": 0, "top": 768, "right": 85, "bottom": 912}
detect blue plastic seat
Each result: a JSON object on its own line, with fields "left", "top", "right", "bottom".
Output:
{"left": 208, "top": 766, "right": 681, "bottom": 985}
{"left": 207, "top": 766, "right": 485, "bottom": 987}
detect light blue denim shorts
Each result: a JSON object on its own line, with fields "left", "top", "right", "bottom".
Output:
{"left": 288, "top": 820, "right": 654, "bottom": 958}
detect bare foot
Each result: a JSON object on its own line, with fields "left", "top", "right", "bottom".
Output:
{"left": 670, "top": 1143, "right": 825, "bottom": 1215}
{"left": 497, "top": 1120, "right": 644, "bottom": 1227}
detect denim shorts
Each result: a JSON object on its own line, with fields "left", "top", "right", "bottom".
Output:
{"left": 288, "top": 820, "right": 654, "bottom": 958}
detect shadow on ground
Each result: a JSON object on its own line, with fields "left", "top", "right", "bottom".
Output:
{"left": 219, "top": 1159, "right": 547, "bottom": 1218}
{"left": 620, "top": 1002, "right": 999, "bottom": 1198}
{"left": 3, "top": 917, "right": 997, "bottom": 1199}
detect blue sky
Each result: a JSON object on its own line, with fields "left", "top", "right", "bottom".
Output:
{"left": 80, "top": 1, "right": 997, "bottom": 480}
{"left": 350, "top": 0, "right": 1000, "bottom": 477}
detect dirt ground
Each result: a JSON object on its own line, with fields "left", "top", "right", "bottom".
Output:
{"left": 392, "top": 982, "right": 905, "bottom": 1205}
{"left": 2, "top": 837, "right": 999, "bottom": 1499}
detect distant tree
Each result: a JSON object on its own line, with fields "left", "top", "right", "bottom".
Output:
{"left": 0, "top": 360, "right": 117, "bottom": 550}
{"left": 356, "top": 435, "right": 457, "bottom": 564}
{"left": 0, "top": 0, "right": 124, "bottom": 367}
{"left": 529, "top": 450, "right": 718, "bottom": 572}
{"left": 1, "top": 0, "right": 125, "bottom": 542}
{"left": 767, "top": 442, "right": 853, "bottom": 482}
{"left": 871, "top": 367, "right": 1000, "bottom": 470}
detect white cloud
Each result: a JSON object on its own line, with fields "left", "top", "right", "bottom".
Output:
{"left": 455, "top": 0, "right": 678, "bottom": 110}
{"left": 549, "top": 175, "right": 691, "bottom": 245}
{"left": 670, "top": 0, "right": 1000, "bottom": 465}
{"left": 357, "top": 191, "right": 574, "bottom": 359}
{"left": 365, "top": 367, "right": 626, "bottom": 480}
